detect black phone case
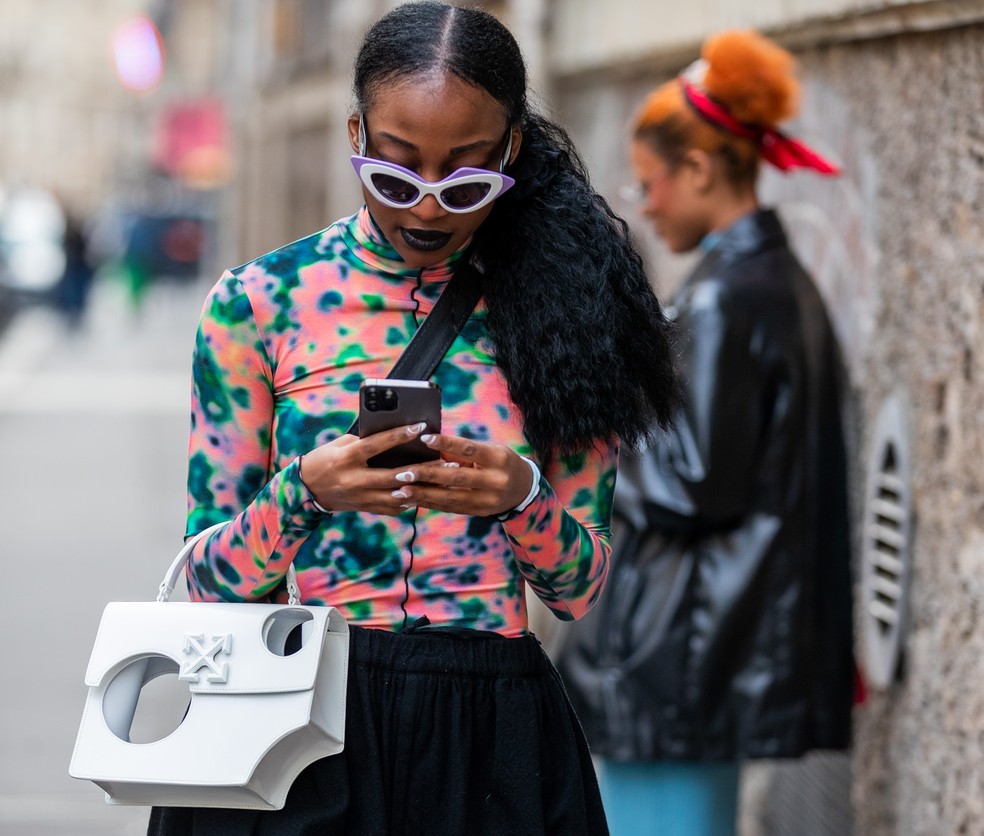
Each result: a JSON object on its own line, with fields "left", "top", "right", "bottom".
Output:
{"left": 359, "top": 382, "right": 442, "bottom": 468}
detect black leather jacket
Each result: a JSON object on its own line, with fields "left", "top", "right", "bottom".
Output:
{"left": 558, "top": 209, "right": 854, "bottom": 761}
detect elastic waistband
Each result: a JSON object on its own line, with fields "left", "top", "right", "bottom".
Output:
{"left": 348, "top": 625, "right": 550, "bottom": 678}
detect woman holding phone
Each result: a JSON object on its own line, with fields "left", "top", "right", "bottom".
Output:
{"left": 149, "top": 2, "right": 678, "bottom": 834}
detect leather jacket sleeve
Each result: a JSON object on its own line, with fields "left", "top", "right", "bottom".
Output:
{"left": 618, "top": 279, "right": 767, "bottom": 535}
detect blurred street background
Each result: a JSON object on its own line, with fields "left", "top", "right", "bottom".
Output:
{"left": 0, "top": 281, "right": 203, "bottom": 836}
{"left": 0, "top": 1, "right": 982, "bottom": 835}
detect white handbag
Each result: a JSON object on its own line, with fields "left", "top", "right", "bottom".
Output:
{"left": 69, "top": 522, "right": 349, "bottom": 810}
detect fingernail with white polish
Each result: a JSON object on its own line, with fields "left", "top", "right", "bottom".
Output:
{"left": 442, "top": 461, "right": 460, "bottom": 468}
{"left": 395, "top": 471, "right": 416, "bottom": 483}
{"left": 400, "top": 503, "right": 416, "bottom": 510}
{"left": 407, "top": 422, "right": 427, "bottom": 435}
{"left": 421, "top": 434, "right": 436, "bottom": 445}
{"left": 392, "top": 490, "right": 409, "bottom": 499}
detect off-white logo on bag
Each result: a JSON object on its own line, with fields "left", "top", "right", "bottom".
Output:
{"left": 179, "top": 633, "right": 232, "bottom": 683}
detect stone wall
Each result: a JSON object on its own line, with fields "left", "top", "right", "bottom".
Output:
{"left": 796, "top": 24, "right": 984, "bottom": 836}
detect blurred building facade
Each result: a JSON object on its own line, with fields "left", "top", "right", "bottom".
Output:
{"left": 0, "top": 0, "right": 229, "bottom": 214}
{"left": 0, "top": 0, "right": 232, "bottom": 305}
{"left": 1, "top": 1, "right": 981, "bottom": 834}
{"left": 0, "top": 1, "right": 137, "bottom": 213}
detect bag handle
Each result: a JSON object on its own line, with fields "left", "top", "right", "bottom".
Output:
{"left": 157, "top": 521, "right": 300, "bottom": 605}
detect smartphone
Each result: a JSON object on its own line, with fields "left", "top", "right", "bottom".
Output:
{"left": 359, "top": 379, "right": 442, "bottom": 468}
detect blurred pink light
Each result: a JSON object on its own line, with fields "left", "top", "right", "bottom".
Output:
{"left": 112, "top": 15, "right": 165, "bottom": 92}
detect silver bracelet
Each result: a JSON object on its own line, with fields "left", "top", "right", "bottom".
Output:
{"left": 499, "top": 456, "right": 540, "bottom": 520}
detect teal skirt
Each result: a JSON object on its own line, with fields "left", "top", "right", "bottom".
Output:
{"left": 598, "top": 760, "right": 740, "bottom": 836}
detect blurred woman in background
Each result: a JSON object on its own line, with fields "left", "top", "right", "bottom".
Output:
{"left": 557, "top": 29, "right": 854, "bottom": 836}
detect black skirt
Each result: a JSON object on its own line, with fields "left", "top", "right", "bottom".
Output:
{"left": 148, "top": 625, "right": 609, "bottom": 835}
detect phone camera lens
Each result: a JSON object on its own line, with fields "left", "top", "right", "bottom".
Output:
{"left": 365, "top": 385, "right": 398, "bottom": 411}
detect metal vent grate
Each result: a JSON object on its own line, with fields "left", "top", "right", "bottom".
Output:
{"left": 861, "top": 394, "right": 913, "bottom": 689}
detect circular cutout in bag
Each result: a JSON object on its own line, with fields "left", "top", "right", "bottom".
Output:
{"left": 262, "top": 608, "right": 315, "bottom": 656}
{"left": 103, "top": 655, "right": 190, "bottom": 744}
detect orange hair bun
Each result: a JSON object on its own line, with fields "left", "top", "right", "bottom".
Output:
{"left": 702, "top": 30, "right": 799, "bottom": 127}
{"left": 633, "top": 83, "right": 683, "bottom": 133}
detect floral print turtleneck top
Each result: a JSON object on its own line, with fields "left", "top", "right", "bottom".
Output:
{"left": 183, "top": 208, "right": 615, "bottom": 636}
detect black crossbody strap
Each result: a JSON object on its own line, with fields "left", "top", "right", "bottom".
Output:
{"left": 386, "top": 255, "right": 484, "bottom": 381}
{"left": 347, "top": 253, "right": 484, "bottom": 434}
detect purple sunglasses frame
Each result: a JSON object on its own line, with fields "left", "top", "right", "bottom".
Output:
{"left": 350, "top": 156, "right": 516, "bottom": 214}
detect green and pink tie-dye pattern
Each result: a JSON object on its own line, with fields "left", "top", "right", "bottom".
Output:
{"left": 184, "top": 208, "right": 616, "bottom": 636}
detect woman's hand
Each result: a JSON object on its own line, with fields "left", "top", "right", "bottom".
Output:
{"left": 386, "top": 433, "right": 534, "bottom": 518}
{"left": 299, "top": 425, "right": 534, "bottom": 518}
{"left": 299, "top": 423, "right": 437, "bottom": 516}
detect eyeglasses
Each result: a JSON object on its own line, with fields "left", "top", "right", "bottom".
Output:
{"left": 618, "top": 183, "right": 648, "bottom": 204}
{"left": 351, "top": 156, "right": 515, "bottom": 214}
{"left": 351, "top": 115, "right": 515, "bottom": 214}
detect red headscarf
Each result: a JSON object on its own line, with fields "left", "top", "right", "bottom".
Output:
{"left": 679, "top": 77, "right": 840, "bottom": 175}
